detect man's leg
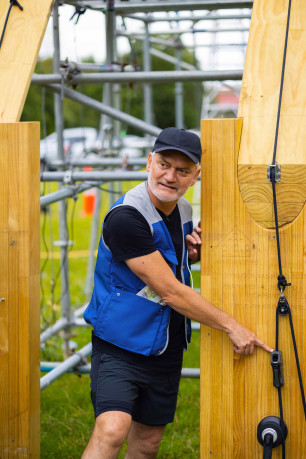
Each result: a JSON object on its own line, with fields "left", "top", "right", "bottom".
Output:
{"left": 125, "top": 421, "right": 166, "bottom": 459}
{"left": 82, "top": 411, "right": 132, "bottom": 459}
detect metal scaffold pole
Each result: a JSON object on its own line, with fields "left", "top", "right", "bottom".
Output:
{"left": 175, "top": 39, "right": 184, "bottom": 129}
{"left": 52, "top": 1, "right": 71, "bottom": 358}
{"left": 46, "top": 84, "right": 161, "bottom": 136}
{"left": 125, "top": 12, "right": 252, "bottom": 22}
{"left": 65, "top": 0, "right": 253, "bottom": 14}
{"left": 32, "top": 69, "right": 244, "bottom": 85}
{"left": 143, "top": 20, "right": 153, "bottom": 126}
{"left": 85, "top": 0, "right": 117, "bottom": 301}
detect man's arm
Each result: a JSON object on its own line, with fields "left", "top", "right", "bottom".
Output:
{"left": 126, "top": 251, "right": 272, "bottom": 355}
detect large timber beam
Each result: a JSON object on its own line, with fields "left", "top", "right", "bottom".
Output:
{"left": 0, "top": 122, "right": 40, "bottom": 457}
{"left": 200, "top": 0, "right": 306, "bottom": 457}
{"left": 0, "top": 0, "right": 54, "bottom": 122}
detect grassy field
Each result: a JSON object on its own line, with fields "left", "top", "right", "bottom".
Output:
{"left": 40, "top": 181, "right": 201, "bottom": 458}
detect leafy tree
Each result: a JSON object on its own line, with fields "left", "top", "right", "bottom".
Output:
{"left": 119, "top": 39, "right": 203, "bottom": 133}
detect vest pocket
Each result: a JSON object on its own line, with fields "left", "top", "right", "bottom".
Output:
{"left": 98, "top": 287, "right": 168, "bottom": 356}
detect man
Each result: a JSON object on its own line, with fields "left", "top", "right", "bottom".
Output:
{"left": 82, "top": 127, "right": 272, "bottom": 459}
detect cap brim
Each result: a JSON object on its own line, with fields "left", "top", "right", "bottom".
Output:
{"left": 153, "top": 146, "right": 199, "bottom": 163}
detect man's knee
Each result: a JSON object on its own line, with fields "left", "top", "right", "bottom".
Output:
{"left": 94, "top": 411, "right": 131, "bottom": 448}
{"left": 139, "top": 433, "right": 162, "bottom": 455}
{"left": 127, "top": 423, "right": 165, "bottom": 457}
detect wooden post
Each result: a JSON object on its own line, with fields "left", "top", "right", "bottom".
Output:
{"left": 0, "top": 122, "right": 40, "bottom": 458}
{"left": 0, "top": 0, "right": 54, "bottom": 122}
{"left": 200, "top": 2, "right": 305, "bottom": 456}
{"left": 200, "top": 118, "right": 306, "bottom": 458}
{"left": 0, "top": 0, "right": 54, "bottom": 455}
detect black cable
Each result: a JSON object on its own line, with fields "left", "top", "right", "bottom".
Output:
{"left": 263, "top": 434, "right": 273, "bottom": 459}
{"left": 269, "top": 0, "right": 292, "bottom": 291}
{"left": 275, "top": 310, "right": 286, "bottom": 458}
{"left": 267, "top": 2, "right": 306, "bottom": 457}
{"left": 278, "top": 388, "right": 286, "bottom": 459}
{"left": 50, "top": 184, "right": 120, "bottom": 305}
{"left": 288, "top": 308, "right": 306, "bottom": 419}
{"left": 271, "top": 0, "right": 292, "bottom": 167}
{"left": 98, "top": 185, "right": 123, "bottom": 195}
{"left": 270, "top": 170, "right": 283, "bottom": 282}
{"left": 50, "top": 200, "right": 68, "bottom": 306}
{"left": 0, "top": 1, "right": 23, "bottom": 49}
{"left": 54, "top": 196, "right": 77, "bottom": 306}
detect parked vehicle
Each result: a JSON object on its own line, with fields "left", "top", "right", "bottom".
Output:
{"left": 119, "top": 135, "right": 152, "bottom": 158}
{"left": 40, "top": 127, "right": 99, "bottom": 170}
{"left": 40, "top": 128, "right": 154, "bottom": 170}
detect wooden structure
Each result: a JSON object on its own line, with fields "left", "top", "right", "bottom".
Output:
{"left": 0, "top": 0, "right": 53, "bottom": 122}
{"left": 200, "top": 1, "right": 305, "bottom": 457}
{"left": 0, "top": 123, "right": 40, "bottom": 457}
{"left": 0, "top": 0, "right": 53, "bottom": 456}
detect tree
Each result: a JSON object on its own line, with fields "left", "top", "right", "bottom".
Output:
{"left": 119, "top": 39, "right": 203, "bottom": 133}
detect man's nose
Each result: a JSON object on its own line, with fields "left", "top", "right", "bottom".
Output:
{"left": 164, "top": 167, "right": 177, "bottom": 182}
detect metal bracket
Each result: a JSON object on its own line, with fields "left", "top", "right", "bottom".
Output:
{"left": 267, "top": 164, "right": 281, "bottom": 182}
{"left": 63, "top": 170, "right": 73, "bottom": 184}
{"left": 54, "top": 240, "right": 74, "bottom": 248}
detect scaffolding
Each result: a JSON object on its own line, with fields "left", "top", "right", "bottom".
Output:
{"left": 38, "top": 0, "right": 251, "bottom": 388}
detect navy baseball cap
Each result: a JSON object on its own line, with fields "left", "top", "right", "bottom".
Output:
{"left": 153, "top": 127, "right": 202, "bottom": 163}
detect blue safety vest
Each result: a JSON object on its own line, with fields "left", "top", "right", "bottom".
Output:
{"left": 84, "top": 181, "right": 193, "bottom": 356}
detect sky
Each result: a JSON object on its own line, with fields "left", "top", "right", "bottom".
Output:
{"left": 39, "top": 4, "right": 250, "bottom": 70}
{"left": 40, "top": 5, "right": 107, "bottom": 63}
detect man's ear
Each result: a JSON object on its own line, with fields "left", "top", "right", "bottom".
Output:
{"left": 146, "top": 152, "right": 153, "bottom": 172}
{"left": 190, "top": 167, "right": 201, "bottom": 187}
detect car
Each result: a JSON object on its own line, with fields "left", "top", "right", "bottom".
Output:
{"left": 119, "top": 135, "right": 153, "bottom": 158}
{"left": 40, "top": 127, "right": 99, "bottom": 170}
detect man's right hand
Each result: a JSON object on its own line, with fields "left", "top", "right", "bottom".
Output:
{"left": 225, "top": 319, "right": 273, "bottom": 355}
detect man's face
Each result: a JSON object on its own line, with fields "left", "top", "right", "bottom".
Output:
{"left": 146, "top": 150, "right": 200, "bottom": 203}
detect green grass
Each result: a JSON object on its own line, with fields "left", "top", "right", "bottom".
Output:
{"left": 40, "top": 181, "right": 201, "bottom": 458}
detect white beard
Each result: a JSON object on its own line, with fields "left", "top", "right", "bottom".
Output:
{"left": 148, "top": 170, "right": 185, "bottom": 202}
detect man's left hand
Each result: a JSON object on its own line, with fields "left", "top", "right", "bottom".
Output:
{"left": 186, "top": 221, "right": 201, "bottom": 263}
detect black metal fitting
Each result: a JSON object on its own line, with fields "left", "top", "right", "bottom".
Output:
{"left": 271, "top": 350, "right": 284, "bottom": 388}
{"left": 257, "top": 416, "right": 287, "bottom": 453}
{"left": 277, "top": 294, "right": 289, "bottom": 316}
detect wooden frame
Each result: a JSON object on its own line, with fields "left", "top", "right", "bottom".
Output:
{"left": 0, "top": 122, "right": 40, "bottom": 458}
{"left": 200, "top": 118, "right": 305, "bottom": 458}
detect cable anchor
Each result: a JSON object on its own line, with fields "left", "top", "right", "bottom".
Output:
{"left": 271, "top": 350, "right": 285, "bottom": 389}
{"left": 277, "top": 293, "right": 289, "bottom": 316}
{"left": 267, "top": 164, "right": 281, "bottom": 182}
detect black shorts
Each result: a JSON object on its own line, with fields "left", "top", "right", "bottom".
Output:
{"left": 90, "top": 349, "right": 182, "bottom": 426}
